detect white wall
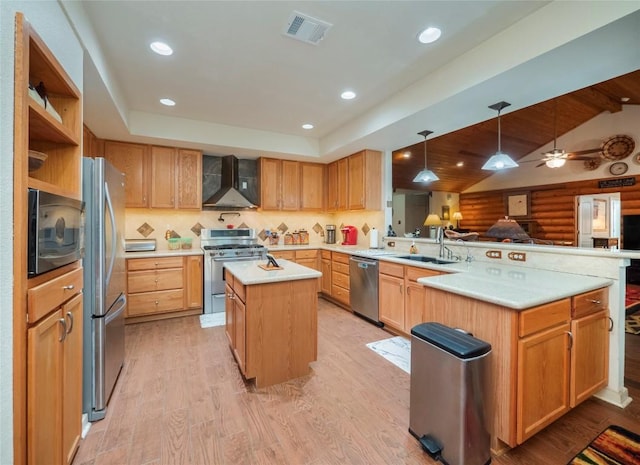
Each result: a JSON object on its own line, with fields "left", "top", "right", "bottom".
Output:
{"left": 466, "top": 105, "right": 640, "bottom": 193}
{"left": 0, "top": 1, "right": 83, "bottom": 461}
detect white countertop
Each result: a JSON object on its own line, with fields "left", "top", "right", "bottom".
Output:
{"left": 225, "top": 259, "right": 322, "bottom": 285}
{"left": 416, "top": 262, "right": 612, "bottom": 310}
{"left": 124, "top": 248, "right": 203, "bottom": 259}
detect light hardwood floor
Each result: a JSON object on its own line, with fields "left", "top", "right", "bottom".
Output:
{"left": 73, "top": 299, "right": 640, "bottom": 465}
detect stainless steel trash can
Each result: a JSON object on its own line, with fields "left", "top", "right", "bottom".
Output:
{"left": 409, "top": 322, "right": 491, "bottom": 465}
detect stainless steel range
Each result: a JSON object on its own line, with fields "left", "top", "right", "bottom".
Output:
{"left": 201, "top": 228, "right": 267, "bottom": 314}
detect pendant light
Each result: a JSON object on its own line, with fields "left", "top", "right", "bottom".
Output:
{"left": 413, "top": 130, "right": 439, "bottom": 182}
{"left": 544, "top": 98, "right": 566, "bottom": 168}
{"left": 482, "top": 101, "right": 519, "bottom": 170}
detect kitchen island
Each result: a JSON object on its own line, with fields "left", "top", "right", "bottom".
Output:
{"left": 224, "top": 259, "right": 321, "bottom": 388}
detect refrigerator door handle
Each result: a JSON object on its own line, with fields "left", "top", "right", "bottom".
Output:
{"left": 104, "top": 182, "right": 117, "bottom": 289}
{"left": 106, "top": 293, "right": 127, "bottom": 324}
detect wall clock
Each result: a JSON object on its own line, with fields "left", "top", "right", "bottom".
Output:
{"left": 609, "top": 161, "right": 628, "bottom": 176}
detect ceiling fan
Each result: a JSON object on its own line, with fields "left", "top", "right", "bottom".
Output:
{"left": 524, "top": 99, "right": 601, "bottom": 168}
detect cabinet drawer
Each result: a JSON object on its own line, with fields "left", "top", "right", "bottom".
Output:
{"left": 332, "top": 271, "right": 350, "bottom": 290}
{"left": 28, "top": 267, "right": 83, "bottom": 323}
{"left": 128, "top": 268, "right": 183, "bottom": 293}
{"left": 127, "top": 289, "right": 184, "bottom": 316}
{"left": 127, "top": 256, "right": 184, "bottom": 271}
{"left": 333, "top": 262, "right": 350, "bottom": 275}
{"left": 332, "top": 285, "right": 350, "bottom": 305}
{"left": 573, "top": 288, "right": 608, "bottom": 318}
{"left": 321, "top": 250, "right": 331, "bottom": 260}
{"left": 296, "top": 249, "right": 318, "bottom": 259}
{"left": 379, "top": 261, "right": 404, "bottom": 278}
{"left": 332, "top": 252, "right": 350, "bottom": 264}
{"left": 405, "top": 266, "right": 440, "bottom": 282}
{"left": 271, "top": 250, "right": 295, "bottom": 260}
{"left": 519, "top": 298, "right": 571, "bottom": 338}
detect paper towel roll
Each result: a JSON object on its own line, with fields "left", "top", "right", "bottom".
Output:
{"left": 369, "top": 228, "right": 379, "bottom": 249}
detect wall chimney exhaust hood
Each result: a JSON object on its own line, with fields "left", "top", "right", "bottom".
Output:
{"left": 202, "top": 155, "right": 257, "bottom": 209}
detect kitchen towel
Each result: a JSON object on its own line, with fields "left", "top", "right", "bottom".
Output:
{"left": 369, "top": 227, "right": 379, "bottom": 248}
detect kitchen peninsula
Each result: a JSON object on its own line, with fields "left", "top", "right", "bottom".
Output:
{"left": 224, "top": 259, "right": 321, "bottom": 388}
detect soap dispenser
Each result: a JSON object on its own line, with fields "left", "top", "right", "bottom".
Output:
{"left": 409, "top": 241, "right": 418, "bottom": 254}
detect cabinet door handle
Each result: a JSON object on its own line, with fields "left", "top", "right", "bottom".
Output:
{"left": 65, "top": 311, "right": 74, "bottom": 335}
{"left": 406, "top": 287, "right": 410, "bottom": 295}
{"left": 608, "top": 317, "right": 614, "bottom": 332}
{"left": 588, "top": 299, "right": 602, "bottom": 304}
{"left": 567, "top": 331, "right": 573, "bottom": 350}
{"left": 63, "top": 284, "right": 74, "bottom": 291}
{"left": 58, "top": 318, "right": 67, "bottom": 342}
{"left": 399, "top": 284, "right": 403, "bottom": 294}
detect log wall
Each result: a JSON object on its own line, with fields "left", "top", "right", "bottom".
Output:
{"left": 460, "top": 175, "right": 640, "bottom": 245}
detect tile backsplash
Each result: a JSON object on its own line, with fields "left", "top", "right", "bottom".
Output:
{"left": 125, "top": 209, "right": 385, "bottom": 250}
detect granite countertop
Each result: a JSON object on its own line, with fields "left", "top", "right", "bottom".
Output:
{"left": 225, "top": 259, "right": 322, "bottom": 285}
{"left": 416, "top": 262, "right": 612, "bottom": 310}
{"left": 124, "top": 248, "right": 203, "bottom": 259}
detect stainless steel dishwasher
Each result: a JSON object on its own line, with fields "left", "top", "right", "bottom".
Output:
{"left": 349, "top": 255, "right": 381, "bottom": 326}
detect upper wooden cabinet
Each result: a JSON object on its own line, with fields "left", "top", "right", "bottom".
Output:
{"left": 258, "top": 158, "right": 300, "bottom": 210}
{"left": 299, "top": 162, "right": 324, "bottom": 211}
{"left": 104, "top": 141, "right": 149, "bottom": 208}
{"left": 104, "top": 142, "right": 202, "bottom": 210}
{"left": 15, "top": 13, "right": 82, "bottom": 199}
{"left": 348, "top": 149, "right": 382, "bottom": 210}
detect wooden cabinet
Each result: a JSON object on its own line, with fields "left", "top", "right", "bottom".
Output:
{"left": 27, "top": 274, "right": 83, "bottom": 465}
{"left": 570, "top": 288, "right": 609, "bottom": 407}
{"left": 126, "top": 255, "right": 203, "bottom": 322}
{"left": 299, "top": 162, "right": 324, "bottom": 211}
{"left": 14, "top": 15, "right": 85, "bottom": 464}
{"left": 379, "top": 262, "right": 441, "bottom": 333}
{"left": 516, "top": 299, "right": 571, "bottom": 444}
{"left": 258, "top": 157, "right": 300, "bottom": 210}
{"left": 379, "top": 267, "right": 405, "bottom": 329}
{"left": 347, "top": 150, "right": 382, "bottom": 210}
{"left": 83, "top": 124, "right": 102, "bottom": 158}
{"left": 150, "top": 145, "right": 176, "bottom": 208}
{"left": 330, "top": 252, "right": 350, "bottom": 307}
{"left": 325, "top": 159, "right": 349, "bottom": 212}
{"left": 320, "top": 250, "right": 332, "bottom": 294}
{"left": 269, "top": 249, "right": 320, "bottom": 291}
{"left": 226, "top": 270, "right": 318, "bottom": 387}
{"left": 105, "top": 143, "right": 202, "bottom": 210}
{"left": 104, "top": 141, "right": 150, "bottom": 208}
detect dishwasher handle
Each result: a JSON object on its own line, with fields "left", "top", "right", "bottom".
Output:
{"left": 350, "top": 256, "right": 378, "bottom": 269}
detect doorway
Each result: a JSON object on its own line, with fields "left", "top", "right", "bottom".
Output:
{"left": 576, "top": 193, "right": 620, "bottom": 248}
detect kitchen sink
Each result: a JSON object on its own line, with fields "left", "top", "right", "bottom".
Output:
{"left": 397, "top": 255, "right": 457, "bottom": 265}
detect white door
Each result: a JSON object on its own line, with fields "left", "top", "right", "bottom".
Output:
{"left": 577, "top": 197, "right": 593, "bottom": 248}
{"left": 576, "top": 193, "right": 620, "bottom": 248}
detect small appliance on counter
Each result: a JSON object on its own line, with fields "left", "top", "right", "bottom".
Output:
{"left": 124, "top": 238, "right": 157, "bottom": 252}
{"left": 325, "top": 224, "right": 336, "bottom": 244}
{"left": 341, "top": 225, "right": 358, "bottom": 245}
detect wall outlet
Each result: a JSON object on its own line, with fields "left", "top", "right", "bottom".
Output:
{"left": 486, "top": 250, "right": 502, "bottom": 259}
{"left": 508, "top": 252, "right": 526, "bottom": 262}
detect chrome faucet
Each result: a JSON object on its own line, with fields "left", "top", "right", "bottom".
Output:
{"left": 437, "top": 227, "right": 445, "bottom": 259}
{"left": 456, "top": 239, "right": 474, "bottom": 263}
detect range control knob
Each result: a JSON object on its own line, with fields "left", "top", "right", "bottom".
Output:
{"left": 218, "top": 251, "right": 225, "bottom": 257}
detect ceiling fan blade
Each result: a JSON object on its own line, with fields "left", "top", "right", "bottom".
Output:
{"left": 566, "top": 148, "right": 601, "bottom": 156}
{"left": 567, "top": 156, "right": 598, "bottom": 161}
{"left": 535, "top": 162, "right": 546, "bottom": 168}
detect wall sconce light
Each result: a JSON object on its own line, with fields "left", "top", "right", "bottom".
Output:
{"left": 452, "top": 211, "right": 463, "bottom": 229}
{"left": 482, "top": 101, "right": 519, "bottom": 171}
{"left": 413, "top": 130, "right": 440, "bottom": 183}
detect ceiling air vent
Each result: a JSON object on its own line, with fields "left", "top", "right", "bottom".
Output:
{"left": 283, "top": 11, "right": 332, "bottom": 45}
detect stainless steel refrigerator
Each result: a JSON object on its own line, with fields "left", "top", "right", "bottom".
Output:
{"left": 82, "top": 157, "right": 126, "bottom": 421}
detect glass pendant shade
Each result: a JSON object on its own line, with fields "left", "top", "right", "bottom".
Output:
{"left": 483, "top": 102, "right": 518, "bottom": 171}
{"left": 545, "top": 157, "right": 566, "bottom": 168}
{"left": 413, "top": 130, "right": 439, "bottom": 183}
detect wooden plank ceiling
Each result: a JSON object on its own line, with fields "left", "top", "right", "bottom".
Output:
{"left": 392, "top": 69, "right": 640, "bottom": 193}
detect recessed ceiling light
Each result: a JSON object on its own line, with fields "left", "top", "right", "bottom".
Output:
{"left": 341, "top": 90, "right": 356, "bottom": 100}
{"left": 456, "top": 161, "right": 464, "bottom": 167}
{"left": 621, "top": 97, "right": 630, "bottom": 102}
{"left": 160, "top": 98, "right": 176, "bottom": 106}
{"left": 150, "top": 41, "right": 173, "bottom": 56}
{"left": 302, "top": 123, "right": 314, "bottom": 130}
{"left": 403, "top": 152, "right": 411, "bottom": 158}
{"left": 417, "top": 27, "right": 442, "bottom": 44}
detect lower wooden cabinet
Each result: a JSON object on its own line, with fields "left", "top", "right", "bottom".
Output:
{"left": 330, "top": 252, "right": 350, "bottom": 306}
{"left": 379, "top": 262, "right": 441, "bottom": 333}
{"left": 320, "top": 250, "right": 332, "bottom": 294}
{"left": 28, "top": 292, "right": 83, "bottom": 465}
{"left": 270, "top": 249, "right": 321, "bottom": 291}
{"left": 126, "top": 255, "right": 203, "bottom": 322}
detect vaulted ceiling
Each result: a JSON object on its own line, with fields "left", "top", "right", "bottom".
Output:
{"left": 392, "top": 69, "right": 640, "bottom": 193}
